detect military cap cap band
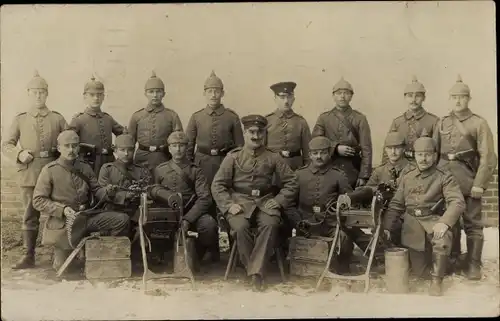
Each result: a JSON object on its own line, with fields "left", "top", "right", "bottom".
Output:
{"left": 241, "top": 114, "right": 268, "bottom": 129}
{"left": 270, "top": 82, "right": 297, "bottom": 95}
{"left": 58, "top": 130, "right": 80, "bottom": 144}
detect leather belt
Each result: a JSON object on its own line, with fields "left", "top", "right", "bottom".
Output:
{"left": 197, "top": 146, "right": 229, "bottom": 156}
{"left": 299, "top": 205, "right": 325, "bottom": 214}
{"left": 280, "top": 150, "right": 301, "bottom": 158}
{"left": 232, "top": 187, "right": 273, "bottom": 197}
{"left": 407, "top": 207, "right": 441, "bottom": 217}
{"left": 138, "top": 144, "right": 166, "bottom": 152}
{"left": 33, "top": 150, "right": 57, "bottom": 158}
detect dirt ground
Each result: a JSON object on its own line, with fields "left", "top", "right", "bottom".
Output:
{"left": 1, "top": 213, "right": 499, "bottom": 320}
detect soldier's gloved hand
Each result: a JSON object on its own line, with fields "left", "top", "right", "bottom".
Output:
{"left": 181, "top": 220, "right": 190, "bottom": 234}
{"left": 356, "top": 178, "right": 367, "bottom": 187}
{"left": 18, "top": 150, "right": 34, "bottom": 164}
{"left": 337, "top": 145, "right": 356, "bottom": 157}
{"left": 228, "top": 203, "right": 243, "bottom": 215}
{"left": 470, "top": 186, "right": 484, "bottom": 199}
{"left": 264, "top": 198, "right": 280, "bottom": 210}
{"left": 63, "top": 206, "right": 77, "bottom": 220}
{"left": 432, "top": 222, "right": 449, "bottom": 240}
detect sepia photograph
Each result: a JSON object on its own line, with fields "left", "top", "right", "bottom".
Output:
{"left": 0, "top": 2, "right": 498, "bottom": 319}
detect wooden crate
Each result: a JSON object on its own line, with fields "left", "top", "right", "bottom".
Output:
{"left": 288, "top": 236, "right": 331, "bottom": 278}
{"left": 84, "top": 236, "right": 132, "bottom": 279}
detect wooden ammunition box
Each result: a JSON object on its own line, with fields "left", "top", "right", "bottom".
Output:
{"left": 84, "top": 236, "right": 131, "bottom": 279}
{"left": 288, "top": 236, "right": 332, "bottom": 278}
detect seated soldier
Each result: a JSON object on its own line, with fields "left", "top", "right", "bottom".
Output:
{"left": 286, "top": 136, "right": 356, "bottom": 274}
{"left": 32, "top": 130, "right": 130, "bottom": 271}
{"left": 365, "top": 130, "right": 413, "bottom": 246}
{"left": 211, "top": 115, "right": 298, "bottom": 292}
{"left": 383, "top": 133, "right": 465, "bottom": 296}
{"left": 153, "top": 131, "right": 219, "bottom": 263}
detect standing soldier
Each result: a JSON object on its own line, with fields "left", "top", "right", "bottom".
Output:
{"left": 264, "top": 81, "right": 311, "bottom": 171}
{"left": 381, "top": 76, "right": 439, "bottom": 164}
{"left": 1, "top": 71, "right": 68, "bottom": 270}
{"left": 312, "top": 77, "right": 373, "bottom": 189}
{"left": 68, "top": 75, "right": 124, "bottom": 175}
{"left": 129, "top": 71, "right": 183, "bottom": 171}
{"left": 185, "top": 70, "right": 244, "bottom": 185}
{"left": 433, "top": 75, "right": 497, "bottom": 280}
{"left": 384, "top": 133, "right": 465, "bottom": 296}
{"left": 211, "top": 115, "right": 298, "bottom": 291}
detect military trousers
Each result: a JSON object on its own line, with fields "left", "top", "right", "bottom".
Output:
{"left": 190, "top": 213, "right": 218, "bottom": 254}
{"left": 20, "top": 187, "right": 41, "bottom": 231}
{"left": 226, "top": 210, "right": 281, "bottom": 277}
{"left": 408, "top": 230, "right": 453, "bottom": 278}
{"left": 463, "top": 197, "right": 484, "bottom": 240}
{"left": 84, "top": 211, "right": 131, "bottom": 238}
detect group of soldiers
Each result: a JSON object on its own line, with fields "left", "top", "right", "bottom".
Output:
{"left": 2, "top": 69, "right": 496, "bottom": 295}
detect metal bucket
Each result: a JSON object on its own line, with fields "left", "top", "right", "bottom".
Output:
{"left": 384, "top": 247, "right": 409, "bottom": 293}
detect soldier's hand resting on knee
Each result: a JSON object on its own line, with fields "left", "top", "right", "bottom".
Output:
{"left": 432, "top": 222, "right": 449, "bottom": 239}
{"left": 264, "top": 198, "right": 280, "bottom": 210}
{"left": 228, "top": 203, "right": 243, "bottom": 215}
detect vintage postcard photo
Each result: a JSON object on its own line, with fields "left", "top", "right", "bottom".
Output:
{"left": 1, "top": 2, "right": 498, "bottom": 320}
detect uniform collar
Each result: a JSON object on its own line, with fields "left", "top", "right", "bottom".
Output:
{"left": 308, "top": 163, "right": 332, "bottom": 174}
{"left": 57, "top": 158, "right": 79, "bottom": 170}
{"left": 170, "top": 159, "right": 190, "bottom": 168}
{"left": 276, "top": 108, "right": 295, "bottom": 119}
{"left": 243, "top": 145, "right": 265, "bottom": 157}
{"left": 84, "top": 107, "right": 104, "bottom": 117}
{"left": 146, "top": 103, "right": 165, "bottom": 113}
{"left": 451, "top": 108, "right": 473, "bottom": 121}
{"left": 205, "top": 104, "right": 225, "bottom": 116}
{"left": 28, "top": 106, "right": 49, "bottom": 117}
{"left": 333, "top": 105, "right": 352, "bottom": 115}
{"left": 404, "top": 106, "right": 426, "bottom": 120}
{"left": 416, "top": 165, "right": 436, "bottom": 179}
{"left": 116, "top": 159, "right": 135, "bottom": 171}
{"left": 388, "top": 158, "right": 408, "bottom": 172}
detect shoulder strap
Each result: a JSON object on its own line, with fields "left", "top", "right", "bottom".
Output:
{"left": 167, "top": 161, "right": 195, "bottom": 189}
{"left": 332, "top": 109, "right": 360, "bottom": 145}
{"left": 58, "top": 163, "right": 93, "bottom": 204}
{"left": 449, "top": 113, "right": 477, "bottom": 151}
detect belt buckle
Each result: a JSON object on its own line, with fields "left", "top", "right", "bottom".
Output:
{"left": 102, "top": 148, "right": 108, "bottom": 154}
{"left": 251, "top": 189, "right": 260, "bottom": 197}
{"left": 415, "top": 209, "right": 422, "bottom": 216}
{"left": 281, "top": 150, "right": 290, "bottom": 158}
{"left": 210, "top": 149, "right": 218, "bottom": 156}
{"left": 313, "top": 206, "right": 321, "bottom": 213}
{"left": 149, "top": 146, "right": 157, "bottom": 152}
{"left": 39, "top": 151, "right": 49, "bottom": 158}
{"left": 448, "top": 153, "right": 456, "bottom": 160}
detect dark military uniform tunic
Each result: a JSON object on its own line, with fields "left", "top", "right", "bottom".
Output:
{"left": 185, "top": 105, "right": 244, "bottom": 184}
{"left": 381, "top": 108, "right": 439, "bottom": 164}
{"left": 312, "top": 106, "right": 373, "bottom": 187}
{"left": 211, "top": 146, "right": 298, "bottom": 276}
{"left": 97, "top": 161, "right": 152, "bottom": 216}
{"left": 2, "top": 107, "right": 68, "bottom": 231}
{"left": 32, "top": 159, "right": 129, "bottom": 250}
{"left": 383, "top": 166, "right": 465, "bottom": 253}
{"left": 129, "top": 104, "right": 183, "bottom": 171}
{"left": 69, "top": 107, "right": 124, "bottom": 174}
{"left": 153, "top": 159, "right": 217, "bottom": 249}
{"left": 433, "top": 109, "right": 497, "bottom": 239}
{"left": 265, "top": 109, "right": 312, "bottom": 171}
{"left": 366, "top": 158, "right": 413, "bottom": 189}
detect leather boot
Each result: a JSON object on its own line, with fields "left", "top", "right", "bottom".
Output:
{"left": 53, "top": 248, "right": 72, "bottom": 272}
{"left": 251, "top": 274, "right": 263, "bottom": 292}
{"left": 12, "top": 230, "right": 38, "bottom": 270}
{"left": 429, "top": 253, "right": 447, "bottom": 296}
{"left": 466, "top": 237, "right": 483, "bottom": 280}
